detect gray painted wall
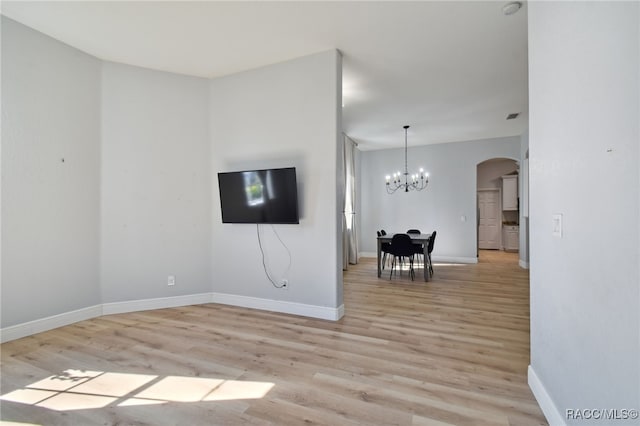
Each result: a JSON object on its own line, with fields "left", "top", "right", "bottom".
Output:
{"left": 359, "top": 136, "right": 520, "bottom": 260}
{"left": 1, "top": 17, "right": 101, "bottom": 327}
{"left": 2, "top": 19, "right": 342, "bottom": 331}
{"left": 100, "top": 62, "right": 212, "bottom": 302}
{"left": 209, "top": 50, "right": 343, "bottom": 309}
{"left": 529, "top": 2, "right": 639, "bottom": 422}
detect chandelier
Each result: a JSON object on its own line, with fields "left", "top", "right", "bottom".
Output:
{"left": 385, "top": 125, "right": 429, "bottom": 193}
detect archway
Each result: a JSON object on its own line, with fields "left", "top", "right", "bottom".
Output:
{"left": 476, "top": 158, "right": 519, "bottom": 263}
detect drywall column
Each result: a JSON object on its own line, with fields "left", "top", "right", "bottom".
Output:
{"left": 519, "top": 130, "right": 529, "bottom": 268}
{"left": 209, "top": 50, "right": 343, "bottom": 318}
{"left": 528, "top": 2, "right": 639, "bottom": 424}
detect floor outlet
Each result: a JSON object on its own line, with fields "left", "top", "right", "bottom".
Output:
{"left": 168, "top": 275, "right": 176, "bottom": 286}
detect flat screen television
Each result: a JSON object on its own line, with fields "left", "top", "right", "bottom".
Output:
{"left": 217, "top": 167, "right": 299, "bottom": 224}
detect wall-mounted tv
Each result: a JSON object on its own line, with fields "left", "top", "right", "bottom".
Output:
{"left": 218, "top": 167, "right": 299, "bottom": 224}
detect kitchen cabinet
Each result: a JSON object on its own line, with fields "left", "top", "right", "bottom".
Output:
{"left": 502, "top": 175, "right": 518, "bottom": 211}
{"left": 503, "top": 225, "right": 519, "bottom": 252}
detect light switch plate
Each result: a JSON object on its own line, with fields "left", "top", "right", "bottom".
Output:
{"left": 552, "top": 214, "right": 563, "bottom": 237}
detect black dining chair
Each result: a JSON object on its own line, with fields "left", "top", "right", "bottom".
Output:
{"left": 426, "top": 231, "right": 437, "bottom": 276}
{"left": 380, "top": 230, "right": 390, "bottom": 266}
{"left": 387, "top": 233, "right": 416, "bottom": 281}
{"left": 377, "top": 230, "right": 392, "bottom": 269}
{"left": 406, "top": 229, "right": 423, "bottom": 266}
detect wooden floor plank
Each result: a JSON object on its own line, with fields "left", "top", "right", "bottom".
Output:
{"left": 1, "top": 250, "right": 547, "bottom": 425}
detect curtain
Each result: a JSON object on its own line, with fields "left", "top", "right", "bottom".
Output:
{"left": 343, "top": 135, "right": 358, "bottom": 269}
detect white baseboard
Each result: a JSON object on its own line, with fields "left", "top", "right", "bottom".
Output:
{"left": 359, "top": 253, "right": 477, "bottom": 265}
{"left": 102, "top": 293, "right": 213, "bottom": 315}
{"left": 432, "top": 256, "right": 478, "bottom": 264}
{"left": 1, "top": 291, "right": 346, "bottom": 343}
{"left": 528, "top": 365, "right": 565, "bottom": 426}
{"left": 519, "top": 259, "right": 530, "bottom": 269}
{"left": 211, "top": 292, "right": 344, "bottom": 321}
{"left": 336, "top": 303, "right": 345, "bottom": 320}
{"left": 1, "top": 305, "right": 103, "bottom": 344}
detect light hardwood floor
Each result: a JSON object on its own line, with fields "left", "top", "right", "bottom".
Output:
{"left": 1, "top": 251, "right": 546, "bottom": 425}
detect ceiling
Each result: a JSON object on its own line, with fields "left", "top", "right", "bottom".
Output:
{"left": 1, "top": 1, "right": 529, "bottom": 150}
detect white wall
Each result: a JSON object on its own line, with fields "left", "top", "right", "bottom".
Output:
{"left": 359, "top": 136, "right": 520, "bottom": 261}
{"left": 1, "top": 17, "right": 101, "bottom": 327}
{"left": 519, "top": 130, "right": 529, "bottom": 266}
{"left": 528, "top": 2, "right": 639, "bottom": 424}
{"left": 209, "top": 50, "right": 343, "bottom": 312}
{"left": 101, "top": 62, "right": 211, "bottom": 303}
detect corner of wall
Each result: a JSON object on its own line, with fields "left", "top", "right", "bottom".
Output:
{"left": 528, "top": 365, "right": 566, "bottom": 426}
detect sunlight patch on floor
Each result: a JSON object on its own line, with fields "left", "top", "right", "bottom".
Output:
{"left": 431, "top": 262, "right": 466, "bottom": 267}
{"left": 0, "top": 369, "right": 275, "bottom": 412}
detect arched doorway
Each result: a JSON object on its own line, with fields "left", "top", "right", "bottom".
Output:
{"left": 476, "top": 158, "right": 519, "bottom": 263}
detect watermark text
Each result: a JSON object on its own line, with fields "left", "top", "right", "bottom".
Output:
{"left": 566, "top": 408, "right": 639, "bottom": 421}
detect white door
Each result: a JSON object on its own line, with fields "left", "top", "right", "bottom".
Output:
{"left": 478, "top": 190, "right": 501, "bottom": 249}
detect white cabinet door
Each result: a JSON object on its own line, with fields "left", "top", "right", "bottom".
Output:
{"left": 503, "top": 225, "right": 519, "bottom": 251}
{"left": 502, "top": 175, "right": 518, "bottom": 211}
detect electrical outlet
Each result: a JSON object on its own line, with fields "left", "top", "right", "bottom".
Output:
{"left": 280, "top": 279, "right": 289, "bottom": 290}
{"left": 168, "top": 275, "right": 176, "bottom": 286}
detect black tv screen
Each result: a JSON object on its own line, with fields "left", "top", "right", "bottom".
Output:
{"left": 218, "top": 167, "right": 299, "bottom": 224}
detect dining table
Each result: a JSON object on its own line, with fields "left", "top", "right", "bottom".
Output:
{"left": 377, "top": 233, "right": 432, "bottom": 281}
